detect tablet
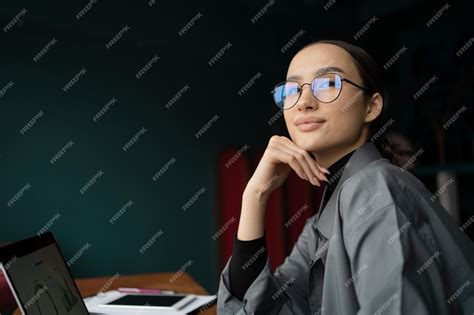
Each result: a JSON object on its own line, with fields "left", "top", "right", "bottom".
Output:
{"left": 97, "top": 293, "right": 196, "bottom": 311}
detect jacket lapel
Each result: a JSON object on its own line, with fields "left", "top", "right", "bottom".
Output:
{"left": 312, "top": 141, "right": 385, "bottom": 239}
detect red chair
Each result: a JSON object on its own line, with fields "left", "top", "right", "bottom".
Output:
{"left": 0, "top": 242, "right": 17, "bottom": 313}
{"left": 217, "top": 148, "right": 250, "bottom": 269}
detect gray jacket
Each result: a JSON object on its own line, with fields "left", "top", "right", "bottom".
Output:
{"left": 217, "top": 141, "right": 474, "bottom": 314}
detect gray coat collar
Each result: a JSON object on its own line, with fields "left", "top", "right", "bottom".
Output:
{"left": 312, "top": 141, "right": 385, "bottom": 239}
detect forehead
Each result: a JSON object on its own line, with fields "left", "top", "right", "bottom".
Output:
{"left": 286, "top": 43, "right": 359, "bottom": 81}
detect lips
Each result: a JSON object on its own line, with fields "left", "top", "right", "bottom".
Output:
{"left": 294, "top": 116, "right": 326, "bottom": 126}
{"left": 294, "top": 116, "right": 326, "bottom": 132}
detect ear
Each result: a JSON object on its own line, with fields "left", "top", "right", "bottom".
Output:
{"left": 364, "top": 92, "right": 383, "bottom": 123}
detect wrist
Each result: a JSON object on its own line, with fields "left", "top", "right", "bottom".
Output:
{"left": 244, "top": 182, "right": 271, "bottom": 202}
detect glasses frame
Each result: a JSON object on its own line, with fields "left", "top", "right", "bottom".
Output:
{"left": 270, "top": 72, "right": 369, "bottom": 110}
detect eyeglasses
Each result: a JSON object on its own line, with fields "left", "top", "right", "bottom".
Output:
{"left": 271, "top": 72, "right": 369, "bottom": 110}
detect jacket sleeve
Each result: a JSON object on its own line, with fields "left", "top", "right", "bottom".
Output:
{"left": 343, "top": 201, "right": 452, "bottom": 315}
{"left": 217, "top": 217, "right": 316, "bottom": 314}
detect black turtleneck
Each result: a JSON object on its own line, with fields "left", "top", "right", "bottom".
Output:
{"left": 228, "top": 149, "right": 357, "bottom": 301}
{"left": 319, "top": 148, "right": 356, "bottom": 215}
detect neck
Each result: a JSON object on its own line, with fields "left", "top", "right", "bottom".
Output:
{"left": 312, "top": 137, "right": 368, "bottom": 170}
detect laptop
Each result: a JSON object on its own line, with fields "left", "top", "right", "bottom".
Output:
{"left": 0, "top": 233, "right": 216, "bottom": 315}
{"left": 0, "top": 232, "right": 97, "bottom": 314}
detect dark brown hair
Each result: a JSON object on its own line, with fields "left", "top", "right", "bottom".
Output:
{"left": 299, "top": 39, "right": 403, "bottom": 166}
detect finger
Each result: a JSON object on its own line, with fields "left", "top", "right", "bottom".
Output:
{"left": 270, "top": 137, "right": 311, "bottom": 181}
{"left": 278, "top": 137, "right": 327, "bottom": 184}
{"left": 308, "top": 154, "right": 331, "bottom": 175}
{"left": 268, "top": 147, "right": 309, "bottom": 182}
{"left": 312, "top": 163, "right": 327, "bottom": 178}
{"left": 288, "top": 157, "right": 320, "bottom": 186}
{"left": 276, "top": 137, "right": 322, "bottom": 185}
{"left": 280, "top": 137, "right": 329, "bottom": 182}
{"left": 300, "top": 151, "right": 328, "bottom": 183}
{"left": 275, "top": 143, "right": 321, "bottom": 186}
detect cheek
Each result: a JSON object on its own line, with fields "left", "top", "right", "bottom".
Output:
{"left": 283, "top": 112, "right": 295, "bottom": 133}
{"left": 331, "top": 105, "right": 366, "bottom": 138}
{"left": 286, "top": 124, "right": 299, "bottom": 143}
{"left": 334, "top": 94, "right": 366, "bottom": 120}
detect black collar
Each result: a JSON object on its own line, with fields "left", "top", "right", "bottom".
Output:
{"left": 326, "top": 149, "right": 357, "bottom": 189}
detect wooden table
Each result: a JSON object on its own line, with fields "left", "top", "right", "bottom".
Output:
{"left": 14, "top": 272, "right": 216, "bottom": 314}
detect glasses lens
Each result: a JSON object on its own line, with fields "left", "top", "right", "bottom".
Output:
{"left": 273, "top": 82, "right": 300, "bottom": 109}
{"left": 312, "top": 73, "right": 342, "bottom": 103}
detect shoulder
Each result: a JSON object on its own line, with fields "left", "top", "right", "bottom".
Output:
{"left": 338, "top": 158, "right": 431, "bottom": 232}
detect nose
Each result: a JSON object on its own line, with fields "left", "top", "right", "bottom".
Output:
{"left": 295, "top": 83, "right": 319, "bottom": 111}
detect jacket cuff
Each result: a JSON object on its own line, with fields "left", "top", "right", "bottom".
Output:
{"left": 218, "top": 255, "right": 285, "bottom": 314}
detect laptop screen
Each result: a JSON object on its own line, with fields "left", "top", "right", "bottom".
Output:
{"left": 0, "top": 233, "right": 89, "bottom": 315}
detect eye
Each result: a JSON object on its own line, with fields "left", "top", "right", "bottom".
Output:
{"left": 315, "top": 79, "right": 332, "bottom": 89}
{"left": 287, "top": 85, "right": 299, "bottom": 95}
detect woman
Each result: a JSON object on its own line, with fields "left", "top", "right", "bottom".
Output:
{"left": 217, "top": 40, "right": 474, "bottom": 314}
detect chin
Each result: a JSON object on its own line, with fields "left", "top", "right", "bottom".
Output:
{"left": 293, "top": 135, "right": 327, "bottom": 152}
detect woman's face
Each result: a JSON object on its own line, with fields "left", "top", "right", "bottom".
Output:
{"left": 283, "top": 43, "right": 378, "bottom": 156}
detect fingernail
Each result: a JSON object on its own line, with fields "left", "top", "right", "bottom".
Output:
{"left": 322, "top": 168, "right": 330, "bottom": 174}
{"left": 312, "top": 177, "right": 319, "bottom": 186}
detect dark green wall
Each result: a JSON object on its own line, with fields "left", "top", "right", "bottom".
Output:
{"left": 1, "top": 0, "right": 473, "bottom": 294}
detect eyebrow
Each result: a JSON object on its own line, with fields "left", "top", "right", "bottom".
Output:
{"left": 286, "top": 66, "right": 345, "bottom": 81}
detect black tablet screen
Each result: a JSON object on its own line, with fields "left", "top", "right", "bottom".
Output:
{"left": 106, "top": 294, "right": 185, "bottom": 307}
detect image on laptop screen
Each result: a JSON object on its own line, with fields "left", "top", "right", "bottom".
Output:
{"left": 1, "top": 236, "right": 89, "bottom": 315}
